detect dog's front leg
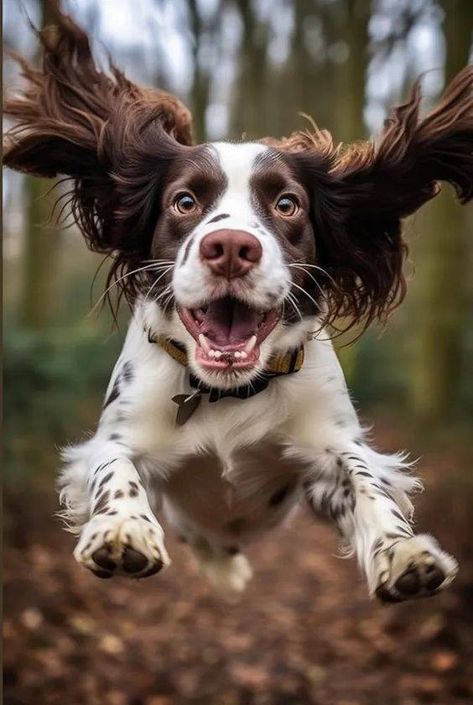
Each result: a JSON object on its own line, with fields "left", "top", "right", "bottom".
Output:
{"left": 62, "top": 439, "right": 169, "bottom": 579}
{"left": 304, "top": 442, "right": 458, "bottom": 602}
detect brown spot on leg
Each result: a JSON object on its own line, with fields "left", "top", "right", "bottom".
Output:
{"left": 93, "top": 490, "right": 110, "bottom": 515}
{"left": 98, "top": 471, "right": 114, "bottom": 490}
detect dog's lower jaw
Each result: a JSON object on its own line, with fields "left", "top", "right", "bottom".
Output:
{"left": 187, "top": 347, "right": 269, "bottom": 391}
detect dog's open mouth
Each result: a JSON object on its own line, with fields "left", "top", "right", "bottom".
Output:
{"left": 178, "top": 296, "right": 280, "bottom": 370}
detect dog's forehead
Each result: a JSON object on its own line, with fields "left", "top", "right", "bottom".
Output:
{"left": 208, "top": 142, "right": 270, "bottom": 192}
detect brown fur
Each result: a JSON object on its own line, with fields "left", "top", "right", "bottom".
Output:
{"left": 3, "top": 4, "right": 193, "bottom": 305}
{"left": 3, "top": 5, "right": 472, "bottom": 329}
{"left": 270, "top": 67, "right": 473, "bottom": 327}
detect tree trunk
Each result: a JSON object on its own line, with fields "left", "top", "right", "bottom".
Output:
{"left": 187, "top": 0, "right": 212, "bottom": 142}
{"left": 230, "top": 0, "right": 269, "bottom": 140}
{"left": 330, "top": 0, "right": 371, "bottom": 381}
{"left": 20, "top": 0, "right": 62, "bottom": 329}
{"left": 332, "top": 0, "right": 370, "bottom": 143}
{"left": 409, "top": 0, "right": 473, "bottom": 421}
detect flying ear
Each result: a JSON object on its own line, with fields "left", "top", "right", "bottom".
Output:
{"left": 277, "top": 67, "right": 472, "bottom": 327}
{"left": 334, "top": 64, "right": 473, "bottom": 226}
{"left": 3, "top": 6, "right": 193, "bottom": 258}
{"left": 331, "top": 65, "right": 473, "bottom": 324}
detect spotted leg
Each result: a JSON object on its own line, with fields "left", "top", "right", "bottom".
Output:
{"left": 62, "top": 445, "right": 169, "bottom": 579}
{"left": 305, "top": 442, "right": 458, "bottom": 602}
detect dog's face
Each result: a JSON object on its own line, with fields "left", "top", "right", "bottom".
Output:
{"left": 149, "top": 142, "right": 318, "bottom": 388}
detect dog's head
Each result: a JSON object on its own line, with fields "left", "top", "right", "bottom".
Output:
{"left": 147, "top": 140, "right": 327, "bottom": 388}
{"left": 4, "top": 9, "right": 473, "bottom": 389}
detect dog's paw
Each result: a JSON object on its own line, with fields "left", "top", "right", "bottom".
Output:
{"left": 74, "top": 513, "right": 170, "bottom": 579}
{"left": 373, "top": 534, "right": 458, "bottom": 603}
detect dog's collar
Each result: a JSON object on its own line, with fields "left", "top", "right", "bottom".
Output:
{"left": 147, "top": 329, "right": 304, "bottom": 424}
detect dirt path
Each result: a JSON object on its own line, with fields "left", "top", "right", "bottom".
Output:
{"left": 4, "top": 438, "right": 473, "bottom": 705}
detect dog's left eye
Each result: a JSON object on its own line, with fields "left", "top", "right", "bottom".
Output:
{"left": 174, "top": 192, "right": 197, "bottom": 214}
{"left": 275, "top": 195, "right": 299, "bottom": 217}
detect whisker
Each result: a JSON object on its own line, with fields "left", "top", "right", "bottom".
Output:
{"left": 153, "top": 283, "right": 173, "bottom": 305}
{"left": 285, "top": 291, "right": 303, "bottom": 322}
{"left": 142, "top": 259, "right": 175, "bottom": 266}
{"left": 144, "top": 267, "right": 174, "bottom": 306}
{"left": 289, "top": 263, "right": 328, "bottom": 303}
{"left": 161, "top": 292, "right": 175, "bottom": 313}
{"left": 289, "top": 261, "right": 338, "bottom": 291}
{"left": 88, "top": 262, "right": 165, "bottom": 316}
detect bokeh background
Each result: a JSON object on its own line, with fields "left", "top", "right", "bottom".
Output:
{"left": 3, "top": 1, "right": 473, "bottom": 704}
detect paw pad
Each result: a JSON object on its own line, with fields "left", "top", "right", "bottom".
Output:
{"left": 74, "top": 515, "right": 169, "bottom": 579}
{"left": 373, "top": 535, "right": 457, "bottom": 604}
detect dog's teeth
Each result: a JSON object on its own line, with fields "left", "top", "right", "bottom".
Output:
{"left": 213, "top": 350, "right": 222, "bottom": 359}
{"left": 199, "top": 334, "right": 211, "bottom": 354}
{"left": 244, "top": 335, "right": 257, "bottom": 354}
{"left": 239, "top": 351, "right": 247, "bottom": 359}
{"left": 234, "top": 351, "right": 241, "bottom": 359}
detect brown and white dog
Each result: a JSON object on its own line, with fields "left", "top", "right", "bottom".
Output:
{"left": 4, "top": 10, "right": 472, "bottom": 599}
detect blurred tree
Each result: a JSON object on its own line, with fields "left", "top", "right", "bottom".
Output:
{"left": 332, "top": 0, "right": 370, "bottom": 143}
{"left": 410, "top": 0, "right": 473, "bottom": 421}
{"left": 230, "top": 0, "right": 270, "bottom": 139}
{"left": 330, "top": 0, "right": 371, "bottom": 381}
{"left": 187, "top": 0, "right": 218, "bottom": 141}
{"left": 21, "top": 0, "right": 62, "bottom": 328}
{"left": 273, "top": 0, "right": 334, "bottom": 138}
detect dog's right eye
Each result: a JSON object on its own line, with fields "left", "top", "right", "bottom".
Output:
{"left": 275, "top": 194, "right": 299, "bottom": 217}
{"left": 174, "top": 193, "right": 197, "bottom": 214}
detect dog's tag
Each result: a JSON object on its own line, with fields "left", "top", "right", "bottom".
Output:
{"left": 172, "top": 392, "right": 202, "bottom": 426}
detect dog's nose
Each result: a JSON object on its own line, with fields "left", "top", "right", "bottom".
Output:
{"left": 200, "top": 229, "right": 262, "bottom": 279}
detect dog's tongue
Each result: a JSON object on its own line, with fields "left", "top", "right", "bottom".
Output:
{"left": 202, "top": 297, "right": 259, "bottom": 345}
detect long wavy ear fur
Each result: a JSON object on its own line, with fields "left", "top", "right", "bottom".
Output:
{"left": 335, "top": 64, "right": 473, "bottom": 215}
{"left": 274, "top": 66, "right": 473, "bottom": 328}
{"left": 3, "top": 4, "right": 193, "bottom": 282}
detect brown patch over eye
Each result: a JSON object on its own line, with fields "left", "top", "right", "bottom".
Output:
{"left": 174, "top": 192, "right": 198, "bottom": 215}
{"left": 275, "top": 194, "right": 299, "bottom": 217}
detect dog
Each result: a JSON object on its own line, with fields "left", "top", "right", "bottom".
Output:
{"left": 4, "top": 10, "right": 472, "bottom": 600}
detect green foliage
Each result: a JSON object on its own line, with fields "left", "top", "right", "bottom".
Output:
{"left": 4, "top": 324, "right": 123, "bottom": 483}
{"left": 348, "top": 332, "right": 407, "bottom": 408}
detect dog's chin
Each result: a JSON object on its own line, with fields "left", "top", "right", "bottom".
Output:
{"left": 177, "top": 295, "right": 281, "bottom": 389}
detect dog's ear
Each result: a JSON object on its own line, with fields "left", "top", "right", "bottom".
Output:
{"left": 283, "top": 66, "right": 473, "bottom": 327}
{"left": 3, "top": 6, "right": 193, "bottom": 259}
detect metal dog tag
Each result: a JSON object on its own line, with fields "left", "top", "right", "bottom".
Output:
{"left": 172, "top": 391, "right": 202, "bottom": 426}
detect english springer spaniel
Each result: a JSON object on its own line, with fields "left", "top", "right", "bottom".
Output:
{"left": 5, "top": 10, "right": 472, "bottom": 600}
